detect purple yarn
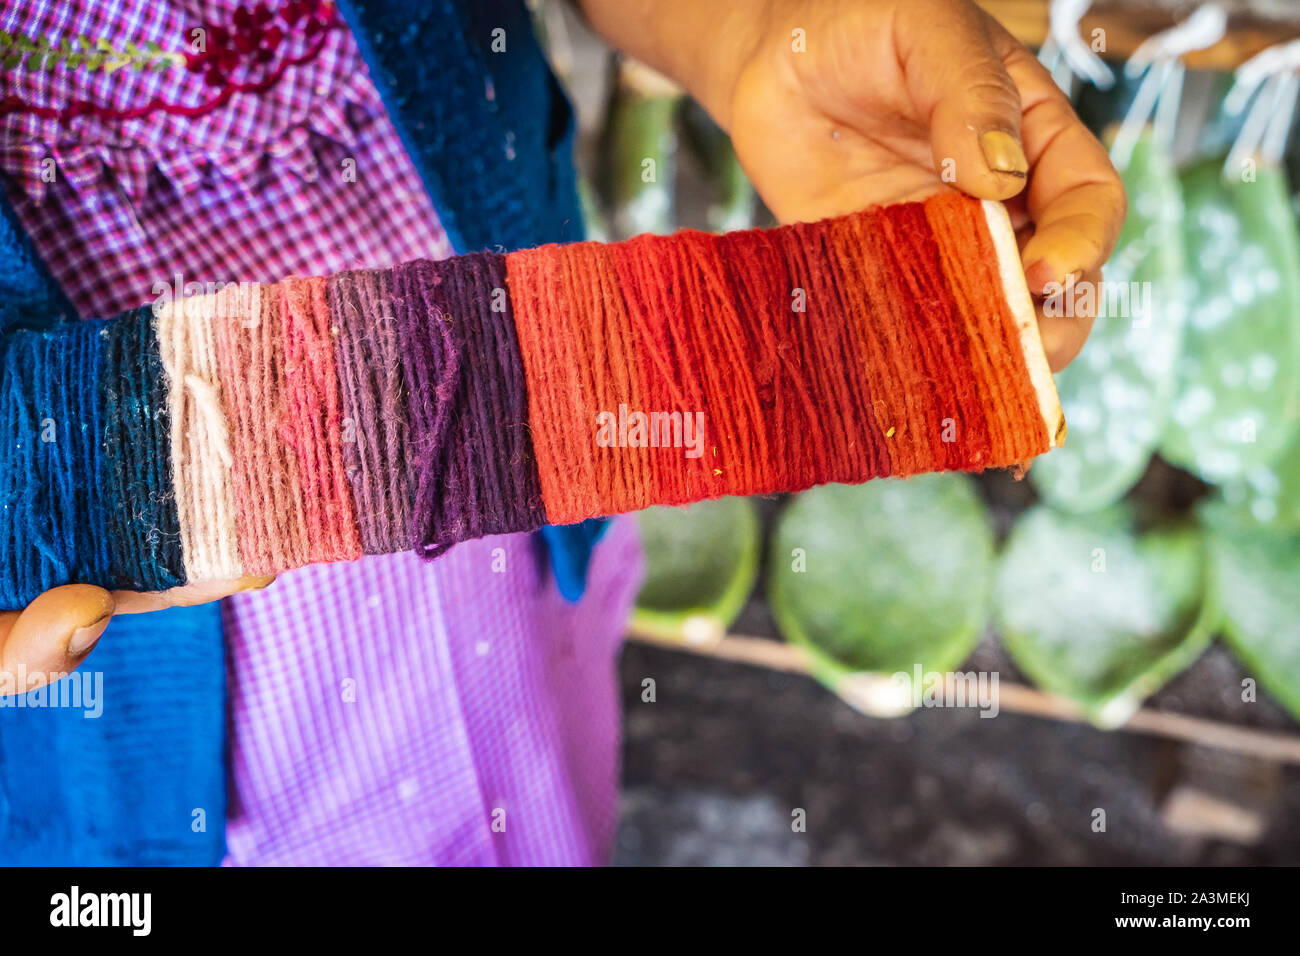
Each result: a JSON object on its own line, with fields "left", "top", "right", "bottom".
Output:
{"left": 328, "top": 269, "right": 414, "bottom": 554}
{"left": 391, "top": 253, "right": 547, "bottom": 556}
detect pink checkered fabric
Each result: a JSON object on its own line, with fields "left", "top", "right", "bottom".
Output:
{"left": 1, "top": 0, "right": 640, "bottom": 865}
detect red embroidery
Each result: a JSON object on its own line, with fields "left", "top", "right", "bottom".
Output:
{"left": 0, "top": 2, "right": 343, "bottom": 123}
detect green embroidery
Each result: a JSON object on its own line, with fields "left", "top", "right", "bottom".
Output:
{"left": 0, "top": 30, "right": 184, "bottom": 74}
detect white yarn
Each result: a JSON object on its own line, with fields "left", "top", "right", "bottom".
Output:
{"left": 155, "top": 291, "right": 244, "bottom": 581}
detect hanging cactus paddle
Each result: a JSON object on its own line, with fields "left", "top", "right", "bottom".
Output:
{"left": 1160, "top": 158, "right": 1300, "bottom": 483}
{"left": 768, "top": 475, "right": 994, "bottom": 717}
{"left": 994, "top": 504, "right": 1213, "bottom": 728}
{"left": 1032, "top": 131, "right": 1187, "bottom": 512}
{"left": 1218, "top": 431, "right": 1300, "bottom": 529}
{"left": 1203, "top": 504, "right": 1300, "bottom": 721}
{"left": 632, "top": 496, "right": 760, "bottom": 644}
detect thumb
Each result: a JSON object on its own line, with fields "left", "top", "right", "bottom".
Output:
{"left": 0, "top": 585, "right": 114, "bottom": 696}
{"left": 902, "top": 2, "right": 1028, "bottom": 200}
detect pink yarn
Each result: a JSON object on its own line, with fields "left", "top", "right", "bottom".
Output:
{"left": 279, "top": 276, "right": 363, "bottom": 565}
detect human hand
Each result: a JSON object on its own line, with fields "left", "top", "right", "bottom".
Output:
{"left": 581, "top": 0, "right": 1126, "bottom": 370}
{"left": 0, "top": 576, "right": 273, "bottom": 697}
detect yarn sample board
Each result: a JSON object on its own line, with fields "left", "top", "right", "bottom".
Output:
{"left": 0, "top": 192, "right": 1061, "bottom": 608}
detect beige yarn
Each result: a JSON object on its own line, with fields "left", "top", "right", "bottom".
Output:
{"left": 155, "top": 291, "right": 243, "bottom": 580}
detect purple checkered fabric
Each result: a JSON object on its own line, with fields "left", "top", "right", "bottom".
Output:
{"left": 1, "top": 0, "right": 642, "bottom": 865}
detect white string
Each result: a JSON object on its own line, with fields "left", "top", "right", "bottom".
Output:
{"left": 1224, "top": 38, "right": 1300, "bottom": 115}
{"left": 1110, "top": 5, "right": 1227, "bottom": 171}
{"left": 1226, "top": 70, "right": 1300, "bottom": 176}
{"left": 1222, "top": 39, "right": 1300, "bottom": 176}
{"left": 1124, "top": 4, "right": 1228, "bottom": 78}
{"left": 1049, "top": 0, "right": 1115, "bottom": 89}
{"left": 1110, "top": 60, "right": 1174, "bottom": 170}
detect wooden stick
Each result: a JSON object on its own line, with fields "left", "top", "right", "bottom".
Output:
{"left": 976, "top": 0, "right": 1300, "bottom": 72}
{"left": 626, "top": 628, "right": 1300, "bottom": 765}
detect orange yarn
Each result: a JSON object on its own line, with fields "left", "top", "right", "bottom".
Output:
{"left": 924, "top": 192, "right": 1046, "bottom": 464}
{"left": 508, "top": 193, "right": 1051, "bottom": 525}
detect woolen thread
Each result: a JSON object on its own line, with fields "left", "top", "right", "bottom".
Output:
{"left": 101, "top": 306, "right": 185, "bottom": 592}
{"left": 278, "top": 276, "right": 362, "bottom": 565}
{"left": 0, "top": 322, "right": 111, "bottom": 607}
{"left": 213, "top": 283, "right": 307, "bottom": 575}
{"left": 415, "top": 252, "right": 547, "bottom": 554}
{"left": 155, "top": 293, "right": 243, "bottom": 581}
{"left": 328, "top": 268, "right": 413, "bottom": 555}
{"left": 0, "top": 193, "right": 1054, "bottom": 605}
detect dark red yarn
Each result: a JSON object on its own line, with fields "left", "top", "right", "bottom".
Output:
{"left": 509, "top": 194, "right": 1051, "bottom": 525}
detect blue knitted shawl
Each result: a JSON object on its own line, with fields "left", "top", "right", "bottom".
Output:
{"left": 0, "top": 0, "right": 600, "bottom": 865}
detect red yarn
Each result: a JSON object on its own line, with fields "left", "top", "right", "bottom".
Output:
{"left": 508, "top": 193, "right": 1050, "bottom": 526}
{"left": 878, "top": 201, "right": 994, "bottom": 471}
{"left": 924, "top": 192, "right": 1047, "bottom": 464}
{"left": 279, "top": 277, "right": 363, "bottom": 564}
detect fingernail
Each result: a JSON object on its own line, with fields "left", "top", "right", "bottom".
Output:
{"left": 68, "top": 613, "right": 110, "bottom": 657}
{"left": 1024, "top": 259, "right": 1062, "bottom": 292}
{"left": 980, "top": 130, "right": 1028, "bottom": 177}
{"left": 239, "top": 575, "right": 277, "bottom": 592}
{"left": 1025, "top": 259, "right": 1084, "bottom": 294}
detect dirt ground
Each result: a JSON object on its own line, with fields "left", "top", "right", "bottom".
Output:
{"left": 613, "top": 638, "right": 1300, "bottom": 866}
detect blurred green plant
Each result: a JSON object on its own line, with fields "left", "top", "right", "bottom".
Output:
{"left": 1160, "top": 158, "right": 1300, "bottom": 482}
{"left": 767, "top": 476, "right": 994, "bottom": 717}
{"left": 632, "top": 496, "right": 760, "bottom": 645}
{"left": 603, "top": 59, "right": 683, "bottom": 239}
{"left": 1031, "top": 130, "right": 1187, "bottom": 512}
{"left": 678, "top": 100, "right": 757, "bottom": 234}
{"left": 1202, "top": 502, "right": 1300, "bottom": 718}
{"left": 994, "top": 505, "right": 1214, "bottom": 728}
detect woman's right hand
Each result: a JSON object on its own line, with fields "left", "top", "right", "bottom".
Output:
{"left": 0, "top": 576, "right": 273, "bottom": 696}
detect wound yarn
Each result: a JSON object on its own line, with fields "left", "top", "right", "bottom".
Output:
{"left": 0, "top": 322, "right": 111, "bottom": 607}
{"left": 418, "top": 252, "right": 547, "bottom": 554}
{"left": 213, "top": 282, "right": 306, "bottom": 575}
{"left": 278, "top": 277, "right": 362, "bottom": 565}
{"left": 101, "top": 306, "right": 185, "bottom": 592}
{"left": 156, "top": 293, "right": 243, "bottom": 581}
{"left": 328, "top": 268, "right": 414, "bottom": 555}
{"left": 0, "top": 193, "right": 1059, "bottom": 607}
{"left": 508, "top": 196, "right": 1052, "bottom": 525}
{"left": 391, "top": 259, "right": 463, "bottom": 554}
{"left": 924, "top": 192, "right": 1047, "bottom": 464}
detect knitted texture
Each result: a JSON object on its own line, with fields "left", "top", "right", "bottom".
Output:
{"left": 0, "top": 194, "right": 77, "bottom": 334}
{"left": 336, "top": 0, "right": 583, "bottom": 254}
{"left": 0, "top": 194, "right": 1054, "bottom": 605}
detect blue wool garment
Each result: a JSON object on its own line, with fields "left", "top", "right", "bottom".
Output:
{"left": 0, "top": 601, "right": 227, "bottom": 865}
